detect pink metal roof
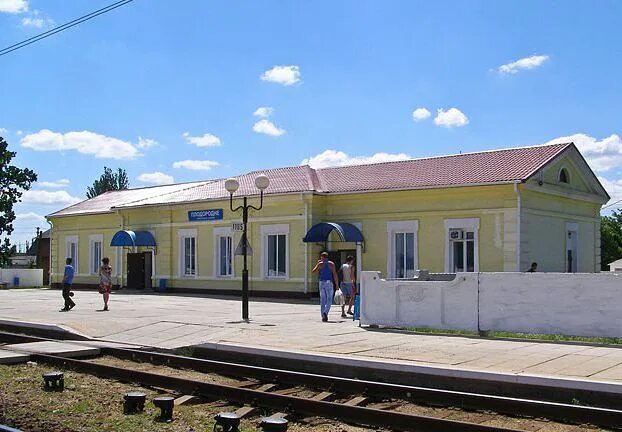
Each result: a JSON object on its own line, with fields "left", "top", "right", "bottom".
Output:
{"left": 48, "top": 143, "right": 571, "bottom": 217}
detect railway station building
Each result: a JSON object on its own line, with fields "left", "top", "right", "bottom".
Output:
{"left": 47, "top": 142, "right": 609, "bottom": 296}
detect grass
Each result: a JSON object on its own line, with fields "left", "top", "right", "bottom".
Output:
{"left": 0, "top": 363, "right": 258, "bottom": 432}
{"left": 404, "top": 327, "right": 622, "bottom": 345}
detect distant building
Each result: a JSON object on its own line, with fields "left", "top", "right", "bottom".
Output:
{"left": 609, "top": 258, "right": 622, "bottom": 272}
{"left": 47, "top": 142, "right": 610, "bottom": 295}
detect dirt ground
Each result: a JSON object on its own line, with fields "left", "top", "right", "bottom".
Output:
{"left": 0, "top": 358, "right": 612, "bottom": 432}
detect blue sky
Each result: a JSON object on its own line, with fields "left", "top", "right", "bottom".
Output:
{"left": 1, "top": 0, "right": 621, "bottom": 247}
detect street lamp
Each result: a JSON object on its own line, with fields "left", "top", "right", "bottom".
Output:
{"left": 225, "top": 174, "right": 270, "bottom": 321}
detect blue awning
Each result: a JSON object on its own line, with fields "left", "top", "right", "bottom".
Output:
{"left": 110, "top": 230, "right": 156, "bottom": 247}
{"left": 135, "top": 231, "right": 156, "bottom": 247}
{"left": 303, "top": 222, "right": 364, "bottom": 243}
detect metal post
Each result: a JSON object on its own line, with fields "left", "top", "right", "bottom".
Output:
{"left": 242, "top": 197, "right": 249, "bottom": 321}
{"left": 228, "top": 184, "right": 265, "bottom": 322}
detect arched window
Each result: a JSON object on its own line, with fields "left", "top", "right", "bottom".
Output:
{"left": 559, "top": 168, "right": 569, "bottom": 184}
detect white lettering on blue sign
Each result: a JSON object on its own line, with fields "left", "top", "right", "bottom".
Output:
{"left": 188, "top": 209, "right": 223, "bottom": 221}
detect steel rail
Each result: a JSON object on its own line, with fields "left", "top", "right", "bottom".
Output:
{"left": 29, "top": 352, "right": 522, "bottom": 432}
{"left": 1, "top": 331, "right": 621, "bottom": 429}
{"left": 101, "top": 345, "right": 622, "bottom": 429}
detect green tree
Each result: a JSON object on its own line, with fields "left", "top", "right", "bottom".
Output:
{"left": 601, "top": 210, "right": 622, "bottom": 270}
{"left": 86, "top": 166, "right": 129, "bottom": 199}
{"left": 0, "top": 137, "right": 37, "bottom": 267}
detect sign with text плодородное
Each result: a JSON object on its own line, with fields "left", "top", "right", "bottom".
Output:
{"left": 188, "top": 209, "right": 223, "bottom": 222}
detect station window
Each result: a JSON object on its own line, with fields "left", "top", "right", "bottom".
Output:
{"left": 444, "top": 218, "right": 479, "bottom": 273}
{"left": 65, "top": 235, "right": 78, "bottom": 273}
{"left": 214, "top": 227, "right": 234, "bottom": 277}
{"left": 178, "top": 229, "right": 197, "bottom": 277}
{"left": 387, "top": 221, "right": 418, "bottom": 278}
{"left": 89, "top": 234, "right": 103, "bottom": 274}
{"left": 261, "top": 224, "right": 289, "bottom": 279}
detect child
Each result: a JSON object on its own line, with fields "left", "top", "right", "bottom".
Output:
{"left": 61, "top": 257, "right": 76, "bottom": 311}
{"left": 99, "top": 257, "right": 112, "bottom": 311}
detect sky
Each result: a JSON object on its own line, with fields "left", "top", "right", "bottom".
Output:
{"left": 1, "top": 0, "right": 621, "bottom": 247}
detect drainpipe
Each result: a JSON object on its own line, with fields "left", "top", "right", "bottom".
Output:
{"left": 514, "top": 181, "right": 521, "bottom": 272}
{"left": 302, "top": 193, "right": 309, "bottom": 294}
{"left": 46, "top": 218, "right": 53, "bottom": 287}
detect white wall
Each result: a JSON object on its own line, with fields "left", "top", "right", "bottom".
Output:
{"left": 0, "top": 269, "right": 43, "bottom": 287}
{"left": 361, "top": 271, "right": 622, "bottom": 338}
{"left": 479, "top": 272, "right": 622, "bottom": 338}
{"left": 360, "top": 271, "right": 479, "bottom": 331}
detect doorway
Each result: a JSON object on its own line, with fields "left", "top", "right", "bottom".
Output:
{"left": 127, "top": 252, "right": 152, "bottom": 289}
{"left": 566, "top": 230, "right": 578, "bottom": 273}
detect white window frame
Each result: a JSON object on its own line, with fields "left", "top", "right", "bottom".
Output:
{"left": 65, "top": 235, "right": 79, "bottom": 273}
{"left": 89, "top": 234, "right": 103, "bottom": 275}
{"left": 444, "top": 218, "right": 480, "bottom": 273}
{"left": 178, "top": 229, "right": 198, "bottom": 278}
{"left": 213, "top": 226, "right": 234, "bottom": 278}
{"left": 387, "top": 221, "right": 419, "bottom": 278}
{"left": 261, "top": 224, "right": 289, "bottom": 279}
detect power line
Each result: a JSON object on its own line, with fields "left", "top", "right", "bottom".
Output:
{"left": 602, "top": 198, "right": 622, "bottom": 210}
{"left": 0, "top": 0, "right": 135, "bottom": 57}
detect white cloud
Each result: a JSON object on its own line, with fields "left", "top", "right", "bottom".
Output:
{"left": 253, "top": 119, "right": 286, "bottom": 137}
{"left": 253, "top": 106, "right": 274, "bottom": 118}
{"left": 21, "top": 129, "right": 140, "bottom": 159}
{"left": 599, "top": 177, "right": 622, "bottom": 209}
{"left": 21, "top": 190, "right": 81, "bottom": 205}
{"left": 15, "top": 211, "right": 46, "bottom": 224}
{"left": 182, "top": 131, "right": 221, "bottom": 147}
{"left": 260, "top": 65, "right": 301, "bottom": 86}
{"left": 434, "top": 108, "right": 469, "bottom": 128}
{"left": 498, "top": 55, "right": 549, "bottom": 74}
{"left": 545, "top": 133, "right": 622, "bottom": 172}
{"left": 412, "top": 107, "right": 431, "bottom": 122}
{"left": 0, "top": 0, "right": 28, "bottom": 13}
{"left": 137, "top": 136, "right": 158, "bottom": 149}
{"left": 301, "top": 150, "right": 411, "bottom": 169}
{"left": 21, "top": 15, "right": 53, "bottom": 28}
{"left": 173, "top": 160, "right": 219, "bottom": 171}
{"left": 0, "top": 127, "right": 7, "bottom": 134}
{"left": 38, "top": 179, "right": 70, "bottom": 188}
{"left": 16, "top": 130, "right": 23, "bottom": 135}
{"left": 137, "top": 172, "right": 174, "bottom": 185}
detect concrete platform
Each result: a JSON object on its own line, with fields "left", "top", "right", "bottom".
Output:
{"left": 0, "top": 348, "right": 30, "bottom": 364}
{"left": 1, "top": 288, "right": 622, "bottom": 388}
{"left": 6, "top": 341, "right": 100, "bottom": 358}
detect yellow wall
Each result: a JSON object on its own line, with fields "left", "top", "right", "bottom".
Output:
{"left": 48, "top": 156, "right": 607, "bottom": 293}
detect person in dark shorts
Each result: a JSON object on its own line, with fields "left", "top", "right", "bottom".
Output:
{"left": 61, "top": 257, "right": 76, "bottom": 311}
{"left": 339, "top": 255, "right": 356, "bottom": 318}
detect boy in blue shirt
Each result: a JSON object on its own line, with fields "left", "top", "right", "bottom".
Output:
{"left": 61, "top": 257, "right": 76, "bottom": 311}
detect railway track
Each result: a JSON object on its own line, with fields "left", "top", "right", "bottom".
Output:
{"left": 1, "top": 330, "right": 621, "bottom": 431}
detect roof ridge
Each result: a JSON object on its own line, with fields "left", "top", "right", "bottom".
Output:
{"left": 316, "top": 142, "right": 572, "bottom": 172}
{"left": 116, "top": 179, "right": 216, "bottom": 208}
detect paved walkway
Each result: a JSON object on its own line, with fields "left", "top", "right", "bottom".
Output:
{"left": 2, "top": 288, "right": 622, "bottom": 385}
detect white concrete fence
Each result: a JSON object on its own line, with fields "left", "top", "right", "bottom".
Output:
{"left": 360, "top": 271, "right": 622, "bottom": 338}
{"left": 0, "top": 269, "right": 43, "bottom": 288}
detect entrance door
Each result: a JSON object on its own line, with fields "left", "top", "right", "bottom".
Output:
{"left": 127, "top": 252, "right": 146, "bottom": 289}
{"left": 566, "top": 230, "right": 578, "bottom": 273}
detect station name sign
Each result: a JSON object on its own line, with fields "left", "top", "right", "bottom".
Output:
{"left": 188, "top": 209, "right": 223, "bottom": 221}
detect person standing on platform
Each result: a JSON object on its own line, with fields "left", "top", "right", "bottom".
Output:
{"left": 60, "top": 257, "right": 76, "bottom": 311}
{"left": 340, "top": 255, "right": 356, "bottom": 317}
{"left": 311, "top": 251, "right": 340, "bottom": 322}
{"left": 99, "top": 257, "right": 112, "bottom": 311}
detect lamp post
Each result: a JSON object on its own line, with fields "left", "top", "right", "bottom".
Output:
{"left": 224, "top": 174, "right": 270, "bottom": 321}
